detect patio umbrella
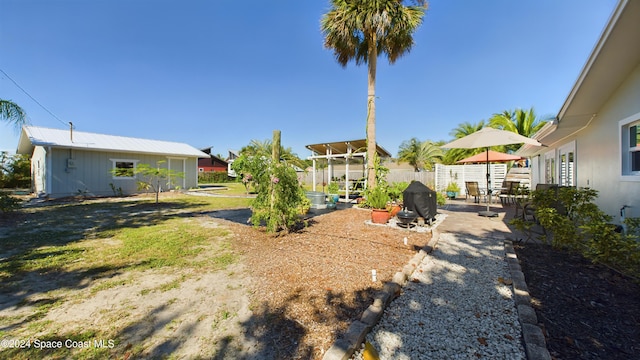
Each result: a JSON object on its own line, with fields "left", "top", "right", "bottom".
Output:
{"left": 456, "top": 150, "right": 522, "bottom": 164}
{"left": 442, "top": 128, "right": 542, "bottom": 217}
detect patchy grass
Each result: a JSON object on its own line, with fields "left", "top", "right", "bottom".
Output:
{"left": 0, "top": 193, "right": 247, "bottom": 359}
{"left": 140, "top": 275, "right": 186, "bottom": 296}
{"left": 0, "top": 329, "right": 116, "bottom": 360}
{"left": 196, "top": 182, "right": 254, "bottom": 196}
{"left": 90, "top": 278, "right": 134, "bottom": 295}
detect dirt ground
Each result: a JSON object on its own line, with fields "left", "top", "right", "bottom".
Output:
{"left": 0, "top": 197, "right": 433, "bottom": 359}
{"left": 514, "top": 242, "right": 640, "bottom": 360}
{"left": 3, "top": 193, "right": 638, "bottom": 359}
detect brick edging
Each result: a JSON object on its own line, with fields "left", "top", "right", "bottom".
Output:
{"left": 504, "top": 240, "right": 552, "bottom": 360}
{"left": 322, "top": 229, "right": 441, "bottom": 360}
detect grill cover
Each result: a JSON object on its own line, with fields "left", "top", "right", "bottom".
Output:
{"left": 403, "top": 181, "right": 437, "bottom": 223}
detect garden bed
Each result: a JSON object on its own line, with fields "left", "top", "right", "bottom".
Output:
{"left": 514, "top": 242, "right": 640, "bottom": 359}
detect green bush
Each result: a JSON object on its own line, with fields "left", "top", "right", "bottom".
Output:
{"left": 232, "top": 154, "right": 305, "bottom": 233}
{"left": 327, "top": 182, "right": 339, "bottom": 194}
{"left": 388, "top": 181, "right": 409, "bottom": 202}
{"left": 524, "top": 186, "right": 640, "bottom": 279}
{"left": 198, "top": 171, "right": 232, "bottom": 184}
{"left": 0, "top": 192, "right": 21, "bottom": 213}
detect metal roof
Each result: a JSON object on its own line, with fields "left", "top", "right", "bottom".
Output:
{"left": 17, "top": 126, "right": 209, "bottom": 158}
{"left": 305, "top": 139, "right": 392, "bottom": 158}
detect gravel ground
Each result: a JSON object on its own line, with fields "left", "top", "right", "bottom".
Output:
{"left": 354, "top": 232, "right": 526, "bottom": 359}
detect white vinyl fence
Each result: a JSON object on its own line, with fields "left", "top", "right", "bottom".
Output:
{"left": 301, "top": 169, "right": 435, "bottom": 189}
{"left": 300, "top": 164, "right": 523, "bottom": 196}
{"left": 434, "top": 163, "right": 507, "bottom": 195}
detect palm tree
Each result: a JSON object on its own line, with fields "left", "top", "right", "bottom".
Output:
{"left": 0, "top": 99, "right": 27, "bottom": 131}
{"left": 442, "top": 120, "right": 486, "bottom": 164}
{"left": 489, "top": 108, "right": 549, "bottom": 153}
{"left": 397, "top": 138, "right": 443, "bottom": 171}
{"left": 321, "top": 0, "right": 427, "bottom": 189}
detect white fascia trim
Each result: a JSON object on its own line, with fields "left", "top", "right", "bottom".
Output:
{"left": 558, "top": 0, "right": 628, "bottom": 121}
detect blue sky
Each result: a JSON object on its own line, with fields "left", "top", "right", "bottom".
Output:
{"left": 1, "top": 0, "right": 618, "bottom": 158}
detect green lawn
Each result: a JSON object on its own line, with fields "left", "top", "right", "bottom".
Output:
{"left": 197, "top": 182, "right": 254, "bottom": 196}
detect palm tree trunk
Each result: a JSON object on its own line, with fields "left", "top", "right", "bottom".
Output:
{"left": 366, "top": 34, "right": 378, "bottom": 189}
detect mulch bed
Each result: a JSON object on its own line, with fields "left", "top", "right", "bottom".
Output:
{"left": 224, "top": 207, "right": 432, "bottom": 359}
{"left": 514, "top": 242, "right": 640, "bottom": 360}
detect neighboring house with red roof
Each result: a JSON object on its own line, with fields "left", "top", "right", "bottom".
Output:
{"left": 17, "top": 126, "right": 208, "bottom": 198}
{"left": 198, "top": 147, "right": 229, "bottom": 173}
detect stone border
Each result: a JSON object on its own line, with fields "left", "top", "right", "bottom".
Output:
{"left": 504, "top": 240, "right": 552, "bottom": 360}
{"left": 322, "top": 229, "right": 441, "bottom": 360}
{"left": 323, "top": 234, "right": 553, "bottom": 360}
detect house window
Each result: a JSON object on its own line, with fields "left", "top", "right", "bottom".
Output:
{"left": 558, "top": 141, "right": 576, "bottom": 186}
{"left": 544, "top": 150, "right": 555, "bottom": 184}
{"left": 110, "top": 159, "right": 138, "bottom": 179}
{"left": 630, "top": 123, "right": 640, "bottom": 172}
{"left": 620, "top": 113, "right": 640, "bottom": 178}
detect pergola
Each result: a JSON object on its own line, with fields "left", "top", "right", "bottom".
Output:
{"left": 305, "top": 139, "right": 392, "bottom": 200}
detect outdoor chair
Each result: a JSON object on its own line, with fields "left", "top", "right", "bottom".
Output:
{"left": 499, "top": 181, "right": 516, "bottom": 205}
{"left": 465, "top": 181, "right": 483, "bottom": 203}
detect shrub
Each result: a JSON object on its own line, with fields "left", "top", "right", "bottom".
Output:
{"left": 0, "top": 153, "right": 30, "bottom": 188}
{"left": 198, "top": 171, "right": 232, "bottom": 184}
{"left": 232, "top": 154, "right": 306, "bottom": 233}
{"left": 327, "top": 182, "right": 339, "bottom": 194}
{"left": 0, "top": 192, "right": 21, "bottom": 213}
{"left": 523, "top": 186, "right": 640, "bottom": 279}
{"left": 388, "top": 181, "right": 409, "bottom": 202}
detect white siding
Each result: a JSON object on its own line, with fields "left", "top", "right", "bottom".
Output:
{"left": 576, "top": 63, "right": 640, "bottom": 218}
{"left": 45, "top": 148, "right": 200, "bottom": 197}
{"left": 535, "top": 63, "right": 640, "bottom": 219}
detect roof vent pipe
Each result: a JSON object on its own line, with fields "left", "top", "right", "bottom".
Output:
{"left": 69, "top": 122, "right": 73, "bottom": 142}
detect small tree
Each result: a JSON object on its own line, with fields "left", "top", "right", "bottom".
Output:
{"left": 134, "top": 161, "right": 184, "bottom": 204}
{"left": 231, "top": 137, "right": 306, "bottom": 234}
{"left": 0, "top": 153, "right": 31, "bottom": 188}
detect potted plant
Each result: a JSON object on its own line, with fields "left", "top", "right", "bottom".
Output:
{"left": 327, "top": 182, "right": 340, "bottom": 204}
{"left": 367, "top": 186, "right": 391, "bottom": 224}
{"left": 387, "top": 181, "right": 408, "bottom": 217}
{"left": 446, "top": 182, "right": 460, "bottom": 199}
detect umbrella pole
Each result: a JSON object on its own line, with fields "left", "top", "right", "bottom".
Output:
{"left": 479, "top": 147, "right": 498, "bottom": 217}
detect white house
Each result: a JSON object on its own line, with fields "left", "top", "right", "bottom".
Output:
{"left": 517, "top": 0, "right": 640, "bottom": 221}
{"left": 17, "top": 126, "right": 208, "bottom": 198}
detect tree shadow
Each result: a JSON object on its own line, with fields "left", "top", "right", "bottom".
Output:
{"left": 0, "top": 195, "right": 429, "bottom": 359}
{"left": 0, "top": 197, "right": 216, "bottom": 315}
{"left": 231, "top": 286, "right": 376, "bottom": 360}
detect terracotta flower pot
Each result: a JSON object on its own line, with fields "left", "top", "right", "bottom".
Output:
{"left": 388, "top": 204, "right": 402, "bottom": 217}
{"left": 371, "top": 209, "right": 390, "bottom": 224}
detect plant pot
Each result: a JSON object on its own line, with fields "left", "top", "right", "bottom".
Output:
{"left": 447, "top": 191, "right": 458, "bottom": 199}
{"left": 328, "top": 194, "right": 339, "bottom": 203}
{"left": 371, "top": 209, "right": 390, "bottom": 224}
{"left": 388, "top": 204, "right": 402, "bottom": 217}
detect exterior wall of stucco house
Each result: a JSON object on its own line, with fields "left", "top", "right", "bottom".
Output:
{"left": 518, "top": 0, "right": 640, "bottom": 221}
{"left": 17, "top": 126, "right": 208, "bottom": 198}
